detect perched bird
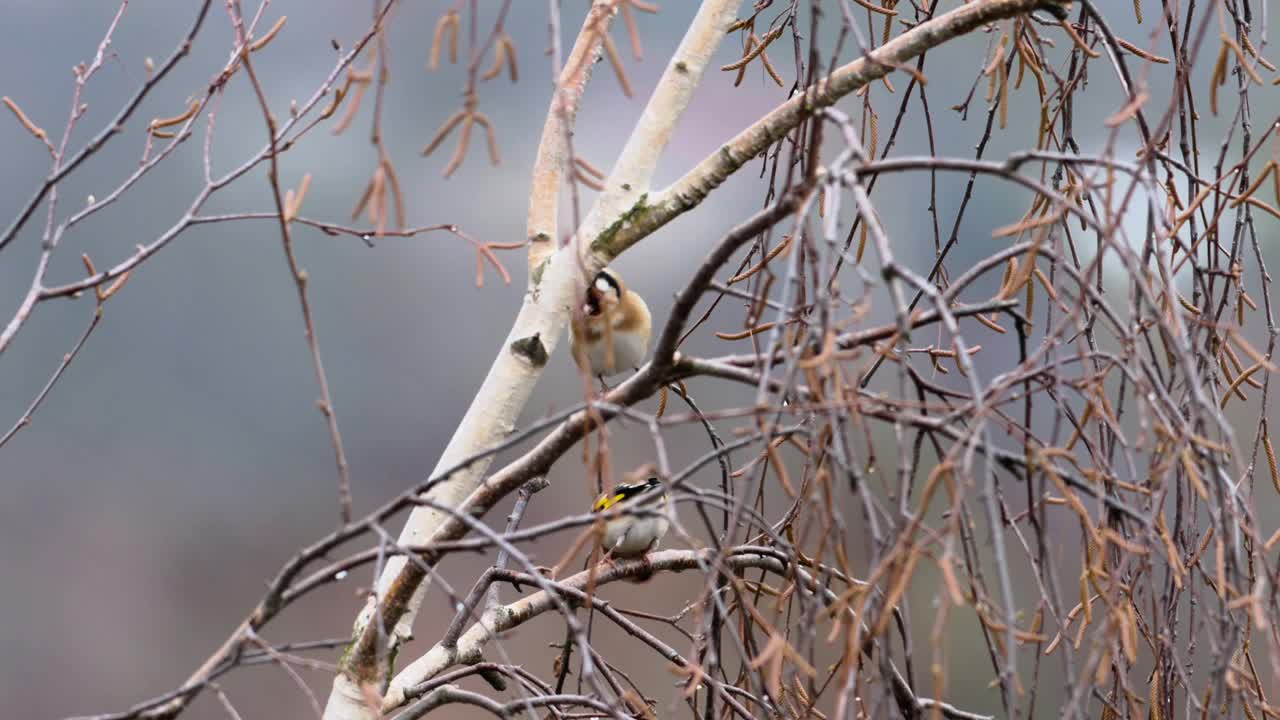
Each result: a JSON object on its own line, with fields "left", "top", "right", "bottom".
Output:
{"left": 570, "top": 269, "right": 652, "bottom": 380}
{"left": 591, "top": 476, "right": 670, "bottom": 561}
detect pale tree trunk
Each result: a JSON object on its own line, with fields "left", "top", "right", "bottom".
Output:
{"left": 320, "top": 1, "right": 1069, "bottom": 718}
{"left": 321, "top": 1, "right": 745, "bottom": 717}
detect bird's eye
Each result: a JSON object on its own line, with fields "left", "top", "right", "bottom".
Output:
{"left": 595, "top": 277, "right": 613, "bottom": 293}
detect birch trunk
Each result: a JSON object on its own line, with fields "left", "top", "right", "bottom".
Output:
{"left": 321, "top": 2, "right": 743, "bottom": 717}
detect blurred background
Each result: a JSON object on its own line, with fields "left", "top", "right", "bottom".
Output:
{"left": 1, "top": 1, "right": 1276, "bottom": 718}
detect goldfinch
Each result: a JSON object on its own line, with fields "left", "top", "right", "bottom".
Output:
{"left": 591, "top": 476, "right": 670, "bottom": 560}
{"left": 570, "top": 269, "right": 652, "bottom": 379}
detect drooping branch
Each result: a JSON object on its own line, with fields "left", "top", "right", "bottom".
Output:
{"left": 326, "top": 4, "right": 1077, "bottom": 717}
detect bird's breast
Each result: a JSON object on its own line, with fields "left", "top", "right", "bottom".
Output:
{"left": 584, "top": 328, "right": 649, "bottom": 376}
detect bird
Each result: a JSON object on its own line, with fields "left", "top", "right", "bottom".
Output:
{"left": 570, "top": 268, "right": 652, "bottom": 381}
{"left": 590, "top": 476, "right": 670, "bottom": 563}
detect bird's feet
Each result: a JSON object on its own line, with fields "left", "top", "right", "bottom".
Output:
{"left": 630, "top": 553, "right": 657, "bottom": 583}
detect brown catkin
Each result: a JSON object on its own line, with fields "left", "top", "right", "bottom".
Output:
{"left": 1149, "top": 667, "right": 1165, "bottom": 720}
{"left": 1264, "top": 434, "right": 1280, "bottom": 496}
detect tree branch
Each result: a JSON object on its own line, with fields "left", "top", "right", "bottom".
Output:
{"left": 588, "top": 0, "right": 1072, "bottom": 259}
{"left": 526, "top": 3, "right": 615, "bottom": 270}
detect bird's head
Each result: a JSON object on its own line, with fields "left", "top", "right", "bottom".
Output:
{"left": 584, "top": 269, "right": 625, "bottom": 316}
{"left": 592, "top": 476, "right": 663, "bottom": 513}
